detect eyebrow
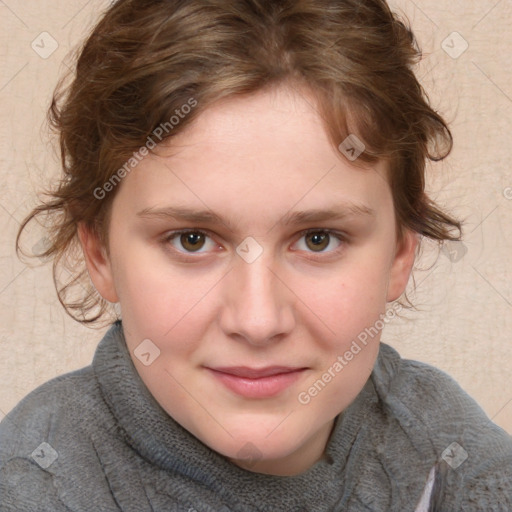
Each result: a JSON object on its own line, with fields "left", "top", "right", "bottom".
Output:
{"left": 136, "top": 203, "right": 375, "bottom": 231}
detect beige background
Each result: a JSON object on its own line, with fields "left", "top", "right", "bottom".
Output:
{"left": 1, "top": 0, "right": 511, "bottom": 433}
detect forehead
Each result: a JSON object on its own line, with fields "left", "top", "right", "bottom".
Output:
{"left": 163, "top": 85, "right": 356, "bottom": 165}
{"left": 111, "top": 85, "right": 392, "bottom": 228}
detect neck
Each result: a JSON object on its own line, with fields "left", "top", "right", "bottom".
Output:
{"left": 228, "top": 418, "right": 337, "bottom": 476}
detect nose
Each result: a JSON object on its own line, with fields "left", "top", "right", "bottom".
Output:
{"left": 219, "top": 247, "right": 296, "bottom": 346}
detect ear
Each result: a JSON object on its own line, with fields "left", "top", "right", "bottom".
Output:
{"left": 77, "top": 223, "right": 119, "bottom": 303}
{"left": 386, "top": 229, "right": 419, "bottom": 302}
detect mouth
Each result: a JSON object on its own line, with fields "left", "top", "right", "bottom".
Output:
{"left": 204, "top": 366, "right": 308, "bottom": 398}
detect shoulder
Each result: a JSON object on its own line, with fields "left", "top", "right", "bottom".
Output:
{"left": 0, "top": 365, "right": 115, "bottom": 510}
{"left": 375, "top": 342, "right": 512, "bottom": 509}
{"left": 376, "top": 343, "right": 510, "bottom": 439}
{"left": 0, "top": 365, "right": 108, "bottom": 450}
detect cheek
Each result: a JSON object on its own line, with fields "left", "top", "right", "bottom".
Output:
{"left": 112, "top": 251, "right": 225, "bottom": 367}
{"left": 297, "top": 268, "right": 386, "bottom": 412}
{"left": 305, "top": 258, "right": 391, "bottom": 347}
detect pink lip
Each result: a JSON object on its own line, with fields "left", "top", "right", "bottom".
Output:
{"left": 206, "top": 366, "right": 307, "bottom": 398}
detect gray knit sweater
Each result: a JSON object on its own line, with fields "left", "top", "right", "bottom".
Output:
{"left": 1, "top": 321, "right": 511, "bottom": 511}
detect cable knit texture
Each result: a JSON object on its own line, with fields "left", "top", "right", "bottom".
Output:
{"left": 1, "top": 321, "right": 511, "bottom": 511}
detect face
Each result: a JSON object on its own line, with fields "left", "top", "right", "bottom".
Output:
{"left": 80, "top": 84, "right": 417, "bottom": 476}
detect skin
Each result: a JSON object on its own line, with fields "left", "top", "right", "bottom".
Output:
{"left": 79, "top": 84, "right": 418, "bottom": 476}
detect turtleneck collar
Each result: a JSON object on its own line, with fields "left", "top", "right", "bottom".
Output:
{"left": 92, "top": 321, "right": 430, "bottom": 510}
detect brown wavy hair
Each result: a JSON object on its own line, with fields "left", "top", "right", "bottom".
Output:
{"left": 17, "top": 0, "right": 462, "bottom": 326}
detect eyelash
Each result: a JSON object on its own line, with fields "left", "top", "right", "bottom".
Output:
{"left": 160, "top": 228, "right": 347, "bottom": 261}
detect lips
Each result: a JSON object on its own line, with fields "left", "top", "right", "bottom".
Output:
{"left": 205, "top": 365, "right": 308, "bottom": 398}
{"left": 209, "top": 366, "right": 305, "bottom": 379}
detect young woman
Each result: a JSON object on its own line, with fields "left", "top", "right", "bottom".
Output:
{"left": 1, "top": 1, "right": 511, "bottom": 510}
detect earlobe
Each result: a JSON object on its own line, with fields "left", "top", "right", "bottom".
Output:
{"left": 386, "top": 229, "right": 419, "bottom": 302}
{"left": 77, "top": 223, "right": 119, "bottom": 303}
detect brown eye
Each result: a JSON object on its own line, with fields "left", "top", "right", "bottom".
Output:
{"left": 293, "top": 229, "right": 345, "bottom": 257}
{"left": 164, "top": 229, "right": 216, "bottom": 254}
{"left": 179, "top": 232, "right": 206, "bottom": 252}
{"left": 304, "top": 231, "right": 331, "bottom": 252}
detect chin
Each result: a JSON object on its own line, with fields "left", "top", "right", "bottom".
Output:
{"left": 201, "top": 419, "right": 316, "bottom": 466}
